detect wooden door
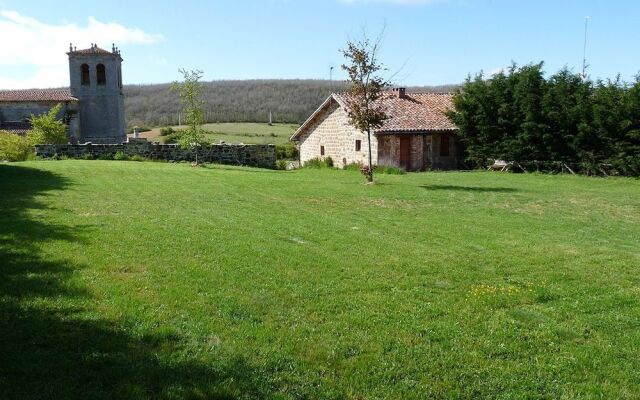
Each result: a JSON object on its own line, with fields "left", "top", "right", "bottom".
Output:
{"left": 399, "top": 137, "right": 411, "bottom": 170}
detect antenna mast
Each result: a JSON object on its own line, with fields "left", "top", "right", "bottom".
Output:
{"left": 582, "top": 16, "right": 590, "bottom": 81}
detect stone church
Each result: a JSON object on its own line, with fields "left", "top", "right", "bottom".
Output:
{"left": 0, "top": 44, "right": 126, "bottom": 144}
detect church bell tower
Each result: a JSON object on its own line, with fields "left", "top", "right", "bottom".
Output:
{"left": 68, "top": 43, "right": 126, "bottom": 143}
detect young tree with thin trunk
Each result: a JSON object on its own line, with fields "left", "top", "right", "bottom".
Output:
{"left": 172, "top": 69, "right": 206, "bottom": 165}
{"left": 341, "top": 35, "right": 389, "bottom": 183}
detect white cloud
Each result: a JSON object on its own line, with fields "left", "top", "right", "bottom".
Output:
{"left": 0, "top": 11, "right": 162, "bottom": 89}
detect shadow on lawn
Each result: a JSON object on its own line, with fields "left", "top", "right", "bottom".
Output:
{"left": 420, "top": 184, "right": 518, "bottom": 193}
{"left": 0, "top": 164, "right": 271, "bottom": 399}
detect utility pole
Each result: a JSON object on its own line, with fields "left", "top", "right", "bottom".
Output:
{"left": 582, "top": 16, "right": 590, "bottom": 81}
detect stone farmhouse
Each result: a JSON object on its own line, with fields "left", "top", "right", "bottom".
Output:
{"left": 291, "top": 88, "right": 461, "bottom": 171}
{"left": 0, "top": 44, "right": 126, "bottom": 144}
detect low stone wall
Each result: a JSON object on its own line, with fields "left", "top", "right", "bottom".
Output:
{"left": 35, "top": 140, "right": 276, "bottom": 168}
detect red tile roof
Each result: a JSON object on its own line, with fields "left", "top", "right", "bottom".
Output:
{"left": 291, "top": 91, "right": 457, "bottom": 141}
{"left": 0, "top": 88, "right": 78, "bottom": 103}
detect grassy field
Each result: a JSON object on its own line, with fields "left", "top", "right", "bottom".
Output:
{"left": 1, "top": 161, "right": 639, "bottom": 399}
{"left": 142, "top": 122, "right": 298, "bottom": 145}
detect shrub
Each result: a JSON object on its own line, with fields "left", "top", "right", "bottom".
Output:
{"left": 0, "top": 132, "right": 33, "bottom": 161}
{"left": 303, "top": 158, "right": 323, "bottom": 168}
{"left": 324, "top": 156, "right": 334, "bottom": 168}
{"left": 303, "top": 157, "right": 334, "bottom": 169}
{"left": 159, "top": 126, "right": 175, "bottom": 136}
{"left": 114, "top": 150, "right": 129, "bottom": 161}
{"left": 81, "top": 153, "right": 94, "bottom": 160}
{"left": 98, "top": 152, "right": 114, "bottom": 160}
{"left": 276, "top": 159, "right": 288, "bottom": 170}
{"left": 26, "top": 104, "right": 68, "bottom": 145}
{"left": 161, "top": 132, "right": 182, "bottom": 144}
{"left": 130, "top": 154, "right": 147, "bottom": 162}
{"left": 275, "top": 144, "right": 298, "bottom": 160}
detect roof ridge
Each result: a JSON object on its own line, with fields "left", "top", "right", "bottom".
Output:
{"left": 333, "top": 91, "right": 454, "bottom": 95}
{"left": 0, "top": 88, "right": 78, "bottom": 102}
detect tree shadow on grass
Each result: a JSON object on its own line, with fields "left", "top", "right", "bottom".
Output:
{"left": 420, "top": 184, "right": 518, "bottom": 193}
{"left": 0, "top": 164, "right": 272, "bottom": 399}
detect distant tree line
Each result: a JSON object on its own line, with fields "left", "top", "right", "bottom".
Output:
{"left": 448, "top": 63, "right": 640, "bottom": 175}
{"left": 124, "top": 79, "right": 458, "bottom": 128}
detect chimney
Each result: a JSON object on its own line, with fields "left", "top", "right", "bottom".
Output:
{"left": 394, "top": 87, "right": 407, "bottom": 99}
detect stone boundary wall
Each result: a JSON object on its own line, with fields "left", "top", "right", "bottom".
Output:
{"left": 35, "top": 140, "right": 276, "bottom": 168}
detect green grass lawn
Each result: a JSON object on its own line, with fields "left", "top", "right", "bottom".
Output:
{"left": 145, "top": 122, "right": 298, "bottom": 145}
{"left": 1, "top": 161, "right": 639, "bottom": 399}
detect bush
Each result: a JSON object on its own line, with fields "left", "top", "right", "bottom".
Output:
{"left": 276, "top": 159, "right": 288, "bottom": 170}
{"left": 275, "top": 144, "right": 298, "bottom": 160}
{"left": 159, "top": 126, "right": 175, "bottom": 136}
{"left": 81, "top": 153, "right": 94, "bottom": 160}
{"left": 303, "top": 156, "right": 334, "bottom": 169}
{"left": 26, "top": 104, "right": 68, "bottom": 145}
{"left": 114, "top": 150, "right": 129, "bottom": 161}
{"left": 0, "top": 132, "right": 33, "bottom": 161}
{"left": 160, "top": 132, "right": 182, "bottom": 144}
{"left": 130, "top": 154, "right": 147, "bottom": 162}
{"left": 98, "top": 152, "right": 114, "bottom": 160}
{"left": 324, "top": 156, "right": 334, "bottom": 168}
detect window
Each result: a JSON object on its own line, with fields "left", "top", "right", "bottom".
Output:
{"left": 97, "top": 64, "right": 106, "bottom": 85}
{"left": 440, "top": 135, "right": 450, "bottom": 156}
{"left": 355, "top": 140, "right": 361, "bottom": 151}
{"left": 117, "top": 67, "right": 122, "bottom": 89}
{"left": 81, "top": 64, "right": 90, "bottom": 85}
{"left": 320, "top": 146, "right": 325, "bottom": 156}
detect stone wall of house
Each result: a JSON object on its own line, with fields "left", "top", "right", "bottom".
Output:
{"left": 298, "top": 101, "right": 375, "bottom": 168}
{"left": 35, "top": 140, "right": 276, "bottom": 168}
{"left": 0, "top": 101, "right": 80, "bottom": 139}
{"left": 429, "top": 132, "right": 460, "bottom": 170}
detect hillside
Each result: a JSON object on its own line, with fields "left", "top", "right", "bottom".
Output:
{"left": 124, "top": 79, "right": 459, "bottom": 128}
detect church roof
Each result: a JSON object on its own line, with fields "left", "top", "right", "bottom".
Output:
{"left": 0, "top": 88, "right": 78, "bottom": 103}
{"left": 67, "top": 44, "right": 122, "bottom": 59}
{"left": 71, "top": 46, "right": 114, "bottom": 55}
{"left": 291, "top": 91, "right": 457, "bottom": 141}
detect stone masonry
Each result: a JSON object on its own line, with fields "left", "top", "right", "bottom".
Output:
{"left": 35, "top": 141, "right": 276, "bottom": 168}
{"left": 297, "top": 102, "right": 376, "bottom": 168}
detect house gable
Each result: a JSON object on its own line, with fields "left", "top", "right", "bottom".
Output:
{"left": 296, "top": 98, "right": 373, "bottom": 168}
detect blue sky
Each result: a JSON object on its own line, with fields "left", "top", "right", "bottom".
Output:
{"left": 0, "top": 0, "right": 638, "bottom": 89}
